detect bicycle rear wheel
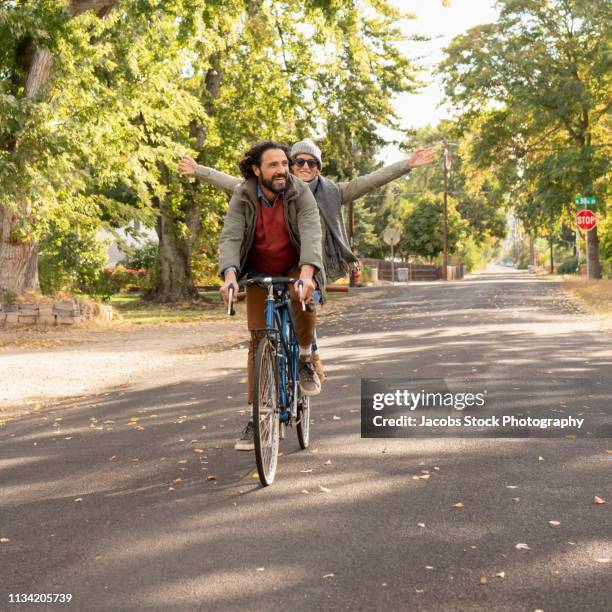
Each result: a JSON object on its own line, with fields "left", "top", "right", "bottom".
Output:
{"left": 253, "top": 338, "right": 280, "bottom": 486}
{"left": 296, "top": 394, "right": 310, "bottom": 449}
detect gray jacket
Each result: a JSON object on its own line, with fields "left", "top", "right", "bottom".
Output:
{"left": 197, "top": 159, "right": 411, "bottom": 280}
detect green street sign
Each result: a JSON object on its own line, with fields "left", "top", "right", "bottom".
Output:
{"left": 575, "top": 196, "right": 596, "bottom": 205}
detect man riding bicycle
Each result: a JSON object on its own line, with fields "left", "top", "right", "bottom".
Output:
{"left": 179, "top": 139, "right": 435, "bottom": 379}
{"left": 215, "top": 140, "right": 324, "bottom": 451}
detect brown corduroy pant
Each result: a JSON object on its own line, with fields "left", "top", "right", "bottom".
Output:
{"left": 246, "top": 269, "right": 316, "bottom": 404}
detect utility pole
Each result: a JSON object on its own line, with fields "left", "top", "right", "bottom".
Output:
{"left": 442, "top": 141, "right": 450, "bottom": 281}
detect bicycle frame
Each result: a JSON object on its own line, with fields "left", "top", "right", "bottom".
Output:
{"left": 263, "top": 283, "right": 299, "bottom": 421}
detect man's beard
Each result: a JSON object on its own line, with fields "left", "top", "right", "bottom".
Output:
{"left": 261, "top": 173, "right": 288, "bottom": 193}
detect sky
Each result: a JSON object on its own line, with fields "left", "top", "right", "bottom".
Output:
{"left": 380, "top": 0, "right": 499, "bottom": 161}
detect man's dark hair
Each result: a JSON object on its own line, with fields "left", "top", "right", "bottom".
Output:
{"left": 238, "top": 140, "right": 292, "bottom": 179}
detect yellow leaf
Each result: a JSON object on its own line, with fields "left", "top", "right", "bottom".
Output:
{"left": 495, "top": 571, "right": 505, "bottom": 579}
{"left": 451, "top": 502, "right": 464, "bottom": 508}
{"left": 178, "top": 460, "right": 187, "bottom": 464}
{"left": 417, "top": 522, "right": 426, "bottom": 528}
{"left": 480, "top": 576, "right": 488, "bottom": 585}
{"left": 194, "top": 448, "right": 204, "bottom": 454}
{"left": 592, "top": 496, "right": 607, "bottom": 505}
{"left": 205, "top": 475, "right": 217, "bottom": 481}
{"left": 548, "top": 520, "right": 561, "bottom": 527}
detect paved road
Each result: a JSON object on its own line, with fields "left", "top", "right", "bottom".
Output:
{"left": 1, "top": 269, "right": 610, "bottom": 611}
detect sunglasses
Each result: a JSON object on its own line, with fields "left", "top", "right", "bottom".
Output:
{"left": 294, "top": 158, "right": 319, "bottom": 169}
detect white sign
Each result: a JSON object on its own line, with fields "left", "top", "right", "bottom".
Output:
{"left": 383, "top": 227, "right": 400, "bottom": 246}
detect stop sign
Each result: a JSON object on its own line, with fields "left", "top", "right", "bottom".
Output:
{"left": 576, "top": 209, "right": 597, "bottom": 231}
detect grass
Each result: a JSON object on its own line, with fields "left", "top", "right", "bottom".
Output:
{"left": 562, "top": 277, "right": 612, "bottom": 320}
{"left": 110, "top": 291, "right": 226, "bottom": 325}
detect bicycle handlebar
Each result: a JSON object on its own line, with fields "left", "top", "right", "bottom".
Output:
{"left": 226, "top": 278, "right": 350, "bottom": 316}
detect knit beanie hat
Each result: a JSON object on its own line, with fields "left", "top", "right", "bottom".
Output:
{"left": 290, "top": 139, "right": 322, "bottom": 168}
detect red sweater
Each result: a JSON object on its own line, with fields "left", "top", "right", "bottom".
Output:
{"left": 247, "top": 194, "right": 299, "bottom": 274}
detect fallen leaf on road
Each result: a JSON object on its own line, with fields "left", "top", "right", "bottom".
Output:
{"left": 332, "top": 416, "right": 341, "bottom": 420}
{"left": 319, "top": 485, "right": 331, "bottom": 493}
{"left": 324, "top": 460, "right": 332, "bottom": 465}
{"left": 548, "top": 521, "right": 561, "bottom": 527}
{"left": 512, "top": 497, "right": 520, "bottom": 503}
{"left": 215, "top": 444, "right": 224, "bottom": 449}
{"left": 131, "top": 458, "right": 140, "bottom": 463}
{"left": 74, "top": 498, "right": 83, "bottom": 503}
{"left": 480, "top": 576, "right": 488, "bottom": 585}
{"left": 592, "top": 496, "right": 607, "bottom": 505}
{"left": 596, "top": 558, "right": 610, "bottom": 564}
{"left": 425, "top": 566, "right": 434, "bottom": 570}
{"left": 538, "top": 456, "right": 544, "bottom": 461}
{"left": 311, "top": 448, "right": 319, "bottom": 454}
{"left": 172, "top": 478, "right": 182, "bottom": 485}
{"left": 251, "top": 473, "right": 258, "bottom": 479}
{"left": 412, "top": 474, "right": 430, "bottom": 480}
{"left": 451, "top": 502, "right": 464, "bottom": 508}
{"left": 606, "top": 450, "right": 612, "bottom": 455}
{"left": 178, "top": 460, "right": 188, "bottom": 464}
{"left": 301, "top": 489, "right": 310, "bottom": 494}
{"left": 506, "top": 485, "right": 518, "bottom": 489}
{"left": 323, "top": 573, "right": 335, "bottom": 579}
{"left": 0, "top": 538, "right": 10, "bottom": 543}
{"left": 515, "top": 543, "right": 530, "bottom": 550}
{"left": 415, "top": 589, "right": 424, "bottom": 593}
{"left": 194, "top": 448, "right": 204, "bottom": 454}
{"left": 495, "top": 571, "right": 505, "bottom": 579}
{"left": 300, "top": 469, "right": 313, "bottom": 473}
{"left": 565, "top": 434, "right": 576, "bottom": 440}
{"left": 201, "top": 426, "right": 207, "bottom": 431}
{"left": 168, "top": 487, "right": 175, "bottom": 491}
{"left": 205, "top": 475, "right": 217, "bottom": 481}
{"left": 417, "top": 522, "right": 426, "bottom": 528}
{"left": 256, "top": 567, "right": 265, "bottom": 572}
{"left": 110, "top": 455, "right": 117, "bottom": 461}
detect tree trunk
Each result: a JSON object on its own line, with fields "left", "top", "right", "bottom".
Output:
{"left": 549, "top": 238, "right": 554, "bottom": 274}
{"left": 587, "top": 227, "right": 602, "bottom": 279}
{"left": 153, "top": 200, "right": 198, "bottom": 302}
{"left": 0, "top": 206, "right": 39, "bottom": 295}
{"left": 529, "top": 234, "right": 535, "bottom": 267}
{"left": 0, "top": 1, "right": 118, "bottom": 295}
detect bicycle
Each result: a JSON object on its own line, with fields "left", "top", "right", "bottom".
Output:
{"left": 228, "top": 277, "right": 313, "bottom": 486}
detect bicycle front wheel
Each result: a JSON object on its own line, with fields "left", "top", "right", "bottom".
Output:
{"left": 253, "top": 338, "right": 280, "bottom": 486}
{"left": 296, "top": 394, "right": 310, "bottom": 449}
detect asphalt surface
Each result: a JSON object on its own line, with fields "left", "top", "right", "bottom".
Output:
{"left": 1, "top": 268, "right": 610, "bottom": 612}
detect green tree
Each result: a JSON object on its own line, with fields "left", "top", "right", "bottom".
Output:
{"left": 439, "top": 0, "right": 611, "bottom": 278}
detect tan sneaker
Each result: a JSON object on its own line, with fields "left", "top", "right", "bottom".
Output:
{"left": 298, "top": 355, "right": 321, "bottom": 396}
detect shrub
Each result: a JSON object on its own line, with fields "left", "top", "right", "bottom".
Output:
{"left": 120, "top": 240, "right": 158, "bottom": 271}
{"left": 516, "top": 252, "right": 530, "bottom": 270}
{"left": 39, "top": 223, "right": 109, "bottom": 296}
{"left": 557, "top": 257, "right": 579, "bottom": 275}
